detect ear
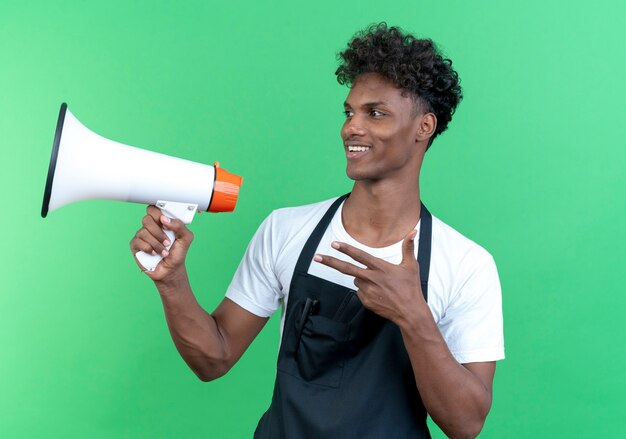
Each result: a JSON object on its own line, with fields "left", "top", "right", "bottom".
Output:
{"left": 415, "top": 113, "right": 437, "bottom": 143}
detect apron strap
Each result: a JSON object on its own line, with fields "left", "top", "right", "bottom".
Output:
{"left": 294, "top": 194, "right": 349, "bottom": 274}
{"left": 294, "top": 193, "right": 432, "bottom": 302}
{"left": 417, "top": 204, "right": 432, "bottom": 301}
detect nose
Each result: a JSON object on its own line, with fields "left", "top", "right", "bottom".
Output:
{"left": 342, "top": 115, "right": 367, "bottom": 139}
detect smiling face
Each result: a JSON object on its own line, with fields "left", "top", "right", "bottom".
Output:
{"left": 341, "top": 73, "right": 434, "bottom": 184}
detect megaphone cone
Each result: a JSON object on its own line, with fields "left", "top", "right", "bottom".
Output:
{"left": 42, "top": 103, "right": 243, "bottom": 271}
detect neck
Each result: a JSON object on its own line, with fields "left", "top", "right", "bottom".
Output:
{"left": 342, "top": 177, "right": 422, "bottom": 248}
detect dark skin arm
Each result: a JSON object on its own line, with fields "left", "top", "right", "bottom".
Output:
{"left": 315, "top": 230, "right": 494, "bottom": 439}
{"left": 130, "top": 206, "right": 268, "bottom": 381}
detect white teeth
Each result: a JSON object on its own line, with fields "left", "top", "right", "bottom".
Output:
{"left": 348, "top": 146, "right": 370, "bottom": 152}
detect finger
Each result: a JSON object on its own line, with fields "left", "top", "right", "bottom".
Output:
{"left": 353, "top": 278, "right": 375, "bottom": 304}
{"left": 314, "top": 254, "right": 368, "bottom": 278}
{"left": 135, "top": 229, "right": 169, "bottom": 256}
{"left": 355, "top": 289, "right": 372, "bottom": 309}
{"left": 330, "top": 241, "right": 383, "bottom": 270}
{"left": 161, "top": 216, "right": 194, "bottom": 244}
{"left": 146, "top": 205, "right": 162, "bottom": 221}
{"left": 401, "top": 229, "right": 418, "bottom": 267}
{"left": 354, "top": 277, "right": 368, "bottom": 290}
{"left": 130, "top": 236, "right": 159, "bottom": 256}
{"left": 141, "top": 215, "right": 171, "bottom": 246}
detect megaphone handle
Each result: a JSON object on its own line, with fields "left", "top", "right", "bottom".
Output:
{"left": 135, "top": 201, "right": 198, "bottom": 272}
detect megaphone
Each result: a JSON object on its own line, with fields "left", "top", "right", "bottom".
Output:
{"left": 42, "top": 103, "right": 243, "bottom": 271}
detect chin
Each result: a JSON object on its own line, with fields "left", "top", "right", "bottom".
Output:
{"left": 346, "top": 167, "right": 375, "bottom": 182}
{"left": 345, "top": 167, "right": 362, "bottom": 181}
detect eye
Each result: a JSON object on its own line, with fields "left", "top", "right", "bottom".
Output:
{"left": 370, "top": 109, "right": 385, "bottom": 118}
{"left": 344, "top": 109, "right": 354, "bottom": 118}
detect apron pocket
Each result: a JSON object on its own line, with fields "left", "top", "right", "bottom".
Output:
{"left": 298, "top": 314, "right": 350, "bottom": 382}
{"left": 279, "top": 314, "right": 350, "bottom": 388}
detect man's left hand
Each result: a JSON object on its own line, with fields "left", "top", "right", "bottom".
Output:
{"left": 314, "top": 229, "right": 425, "bottom": 325}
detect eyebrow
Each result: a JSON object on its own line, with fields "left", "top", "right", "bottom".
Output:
{"left": 344, "top": 101, "right": 388, "bottom": 108}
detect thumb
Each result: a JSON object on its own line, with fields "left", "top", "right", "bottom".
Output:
{"left": 401, "top": 229, "right": 418, "bottom": 266}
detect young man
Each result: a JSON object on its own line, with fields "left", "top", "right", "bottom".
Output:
{"left": 130, "top": 24, "right": 504, "bottom": 439}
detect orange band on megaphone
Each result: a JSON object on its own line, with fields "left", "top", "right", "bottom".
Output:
{"left": 208, "top": 163, "right": 243, "bottom": 212}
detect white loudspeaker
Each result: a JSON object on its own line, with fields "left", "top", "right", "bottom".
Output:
{"left": 42, "top": 103, "right": 243, "bottom": 271}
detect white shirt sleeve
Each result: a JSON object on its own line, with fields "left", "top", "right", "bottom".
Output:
{"left": 437, "top": 251, "right": 505, "bottom": 364}
{"left": 225, "top": 213, "right": 283, "bottom": 318}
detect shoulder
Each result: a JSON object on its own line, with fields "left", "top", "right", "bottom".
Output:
{"left": 269, "top": 197, "right": 339, "bottom": 223}
{"left": 265, "top": 197, "right": 340, "bottom": 236}
{"left": 431, "top": 214, "right": 495, "bottom": 266}
{"left": 252, "top": 197, "right": 341, "bottom": 254}
{"left": 429, "top": 214, "right": 497, "bottom": 295}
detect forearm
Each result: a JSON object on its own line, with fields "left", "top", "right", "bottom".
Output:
{"left": 398, "top": 306, "right": 492, "bottom": 439}
{"left": 154, "top": 271, "right": 231, "bottom": 381}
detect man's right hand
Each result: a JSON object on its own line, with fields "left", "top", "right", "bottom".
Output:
{"left": 129, "top": 205, "right": 268, "bottom": 381}
{"left": 129, "top": 205, "right": 195, "bottom": 283}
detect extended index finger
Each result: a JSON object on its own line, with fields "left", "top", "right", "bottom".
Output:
{"left": 330, "top": 241, "right": 384, "bottom": 270}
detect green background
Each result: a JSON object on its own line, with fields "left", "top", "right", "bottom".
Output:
{"left": 1, "top": 0, "right": 625, "bottom": 437}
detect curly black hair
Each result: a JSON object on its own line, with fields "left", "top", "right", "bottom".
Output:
{"left": 336, "top": 23, "right": 462, "bottom": 147}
